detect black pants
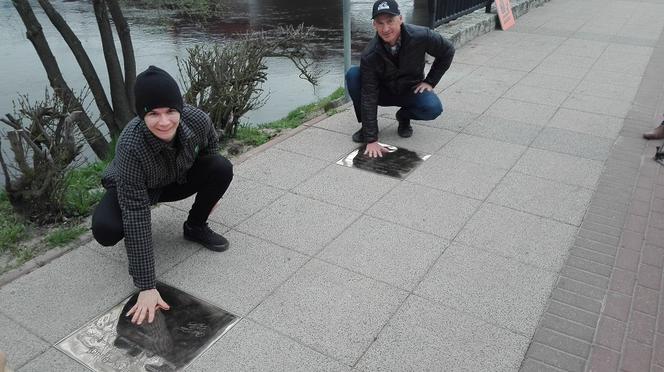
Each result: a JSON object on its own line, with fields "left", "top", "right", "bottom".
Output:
{"left": 91, "top": 154, "right": 233, "bottom": 246}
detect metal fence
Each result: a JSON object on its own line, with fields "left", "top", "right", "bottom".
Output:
{"left": 428, "top": 0, "right": 494, "bottom": 28}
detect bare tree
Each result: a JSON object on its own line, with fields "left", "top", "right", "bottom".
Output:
{"left": 11, "top": 0, "right": 138, "bottom": 160}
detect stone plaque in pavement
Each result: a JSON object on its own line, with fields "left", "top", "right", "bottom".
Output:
{"left": 337, "top": 143, "right": 430, "bottom": 179}
{"left": 55, "top": 282, "right": 239, "bottom": 372}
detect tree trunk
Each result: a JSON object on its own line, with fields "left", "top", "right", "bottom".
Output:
{"left": 11, "top": 0, "right": 110, "bottom": 159}
{"left": 36, "top": 0, "right": 120, "bottom": 137}
{"left": 92, "top": 0, "right": 133, "bottom": 130}
{"left": 107, "top": 0, "right": 136, "bottom": 117}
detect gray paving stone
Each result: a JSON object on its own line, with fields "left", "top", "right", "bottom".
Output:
{"left": 482, "top": 54, "right": 543, "bottom": 72}
{"left": 574, "top": 80, "right": 638, "bottom": 102}
{"left": 367, "top": 182, "right": 480, "bottom": 239}
{"left": 162, "top": 230, "right": 308, "bottom": 315}
{"left": 488, "top": 171, "right": 594, "bottom": 226}
{"left": 448, "top": 76, "right": 513, "bottom": 97}
{"left": 90, "top": 206, "right": 208, "bottom": 275}
{"left": 484, "top": 98, "right": 558, "bottom": 126}
{"left": 165, "top": 176, "right": 285, "bottom": 227}
{"left": 532, "top": 60, "right": 592, "bottom": 79}
{"left": 527, "top": 343, "right": 586, "bottom": 372}
{"left": 468, "top": 66, "right": 528, "bottom": 85}
{"left": 355, "top": 295, "right": 529, "bottom": 372}
{"left": 557, "top": 38, "right": 609, "bottom": 59}
{"left": 435, "top": 62, "right": 479, "bottom": 91}
{"left": 531, "top": 127, "right": 613, "bottom": 161}
{"left": 249, "top": 259, "right": 407, "bottom": 365}
{"left": 584, "top": 69, "right": 643, "bottom": 88}
{"left": 540, "top": 313, "right": 596, "bottom": 343}
{"left": 319, "top": 216, "right": 447, "bottom": 291}
{"left": 313, "top": 108, "right": 362, "bottom": 135}
{"left": 407, "top": 155, "right": 507, "bottom": 200}
{"left": 562, "top": 93, "right": 633, "bottom": 118}
{"left": 0, "top": 247, "right": 133, "bottom": 343}
{"left": 275, "top": 127, "right": 358, "bottom": 162}
{"left": 236, "top": 192, "right": 360, "bottom": 255}
{"left": 377, "top": 124, "right": 456, "bottom": 154}
{"left": 520, "top": 358, "right": 564, "bottom": 372}
{"left": 533, "top": 327, "right": 591, "bottom": 359}
{"left": 548, "top": 301, "right": 599, "bottom": 328}
{"left": 414, "top": 109, "right": 478, "bottom": 132}
{"left": 188, "top": 319, "right": 350, "bottom": 371}
{"left": 439, "top": 90, "right": 499, "bottom": 114}
{"left": 438, "top": 133, "right": 527, "bottom": 169}
{"left": 503, "top": 84, "right": 570, "bottom": 107}
{"left": 416, "top": 244, "right": 557, "bottom": 334}
{"left": 518, "top": 73, "right": 581, "bottom": 93}
{"left": 293, "top": 164, "right": 399, "bottom": 212}
{"left": 234, "top": 148, "right": 328, "bottom": 190}
{"left": 0, "top": 312, "right": 49, "bottom": 370}
{"left": 462, "top": 114, "right": 544, "bottom": 145}
{"left": 17, "top": 348, "right": 88, "bottom": 372}
{"left": 457, "top": 203, "right": 577, "bottom": 271}
{"left": 513, "top": 148, "right": 604, "bottom": 189}
{"left": 547, "top": 108, "right": 624, "bottom": 139}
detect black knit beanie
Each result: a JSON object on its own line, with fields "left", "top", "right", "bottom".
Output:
{"left": 134, "top": 65, "right": 183, "bottom": 119}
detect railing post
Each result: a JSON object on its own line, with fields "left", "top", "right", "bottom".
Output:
{"left": 486, "top": 0, "right": 494, "bottom": 13}
{"left": 343, "top": 0, "right": 351, "bottom": 100}
{"left": 428, "top": 0, "right": 437, "bottom": 29}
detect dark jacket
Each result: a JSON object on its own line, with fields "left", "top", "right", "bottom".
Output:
{"left": 360, "top": 23, "right": 455, "bottom": 142}
{"left": 101, "top": 104, "right": 219, "bottom": 290}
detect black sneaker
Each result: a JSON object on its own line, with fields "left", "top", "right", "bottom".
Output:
{"left": 183, "top": 221, "right": 229, "bottom": 252}
{"left": 352, "top": 129, "right": 365, "bottom": 143}
{"left": 396, "top": 111, "right": 413, "bottom": 138}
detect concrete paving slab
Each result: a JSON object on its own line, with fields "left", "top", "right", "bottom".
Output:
{"left": 0, "top": 247, "right": 133, "bottom": 343}
{"left": 513, "top": 148, "right": 604, "bottom": 189}
{"left": 547, "top": 107, "right": 624, "bottom": 139}
{"left": 413, "top": 109, "right": 478, "bottom": 132}
{"left": 438, "top": 133, "right": 527, "bottom": 169}
{"left": 504, "top": 84, "right": 570, "bottom": 107}
{"left": 165, "top": 176, "right": 286, "bottom": 227}
{"left": 532, "top": 60, "right": 592, "bottom": 79}
{"left": 355, "top": 295, "right": 530, "bottom": 372}
{"left": 376, "top": 124, "right": 456, "bottom": 154}
{"left": 248, "top": 259, "right": 408, "bottom": 366}
{"left": 532, "top": 127, "right": 613, "bottom": 161}
{"left": 17, "top": 348, "right": 88, "bottom": 372}
{"left": 416, "top": 243, "right": 557, "bottom": 335}
{"left": 518, "top": 73, "right": 581, "bottom": 93}
{"left": 367, "top": 182, "right": 480, "bottom": 239}
{"left": 407, "top": 155, "right": 508, "bottom": 200}
{"left": 234, "top": 148, "right": 328, "bottom": 190}
{"left": 90, "top": 206, "right": 208, "bottom": 275}
{"left": 467, "top": 66, "right": 528, "bottom": 85}
{"left": 574, "top": 80, "right": 638, "bottom": 103}
{"left": 236, "top": 192, "right": 360, "bottom": 256}
{"left": 488, "top": 171, "right": 594, "bottom": 226}
{"left": 187, "top": 319, "right": 350, "bottom": 371}
{"left": 439, "top": 90, "right": 499, "bottom": 114}
{"left": 484, "top": 98, "right": 558, "bottom": 126}
{"left": 457, "top": 203, "right": 577, "bottom": 271}
{"left": 319, "top": 216, "right": 448, "bottom": 291}
{"left": 583, "top": 69, "right": 643, "bottom": 88}
{"left": 593, "top": 57, "right": 649, "bottom": 77}
{"left": 462, "top": 114, "right": 544, "bottom": 146}
{"left": 452, "top": 46, "right": 500, "bottom": 66}
{"left": 482, "top": 55, "right": 543, "bottom": 72}
{"left": 0, "top": 312, "right": 49, "bottom": 370}
{"left": 448, "top": 77, "right": 513, "bottom": 97}
{"left": 556, "top": 39, "right": 609, "bottom": 59}
{"left": 435, "top": 62, "right": 479, "bottom": 92}
{"left": 275, "top": 127, "right": 358, "bottom": 163}
{"left": 313, "top": 108, "right": 360, "bottom": 135}
{"left": 161, "top": 230, "right": 308, "bottom": 316}
{"left": 562, "top": 93, "right": 633, "bottom": 118}
{"left": 293, "top": 164, "right": 399, "bottom": 212}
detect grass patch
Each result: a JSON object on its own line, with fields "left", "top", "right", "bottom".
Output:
{"left": 46, "top": 226, "right": 87, "bottom": 247}
{"left": 63, "top": 162, "right": 106, "bottom": 217}
{"left": 0, "top": 192, "right": 26, "bottom": 254}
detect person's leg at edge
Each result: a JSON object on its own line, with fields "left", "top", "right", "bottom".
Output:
{"left": 91, "top": 188, "right": 124, "bottom": 246}
{"left": 345, "top": 66, "right": 367, "bottom": 143}
{"left": 643, "top": 114, "right": 664, "bottom": 140}
{"left": 159, "top": 154, "right": 233, "bottom": 251}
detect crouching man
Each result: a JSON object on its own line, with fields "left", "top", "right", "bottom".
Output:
{"left": 346, "top": 0, "right": 455, "bottom": 157}
{"left": 92, "top": 66, "right": 233, "bottom": 325}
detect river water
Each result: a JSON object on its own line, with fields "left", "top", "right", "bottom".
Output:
{"left": 0, "top": 0, "right": 429, "bottom": 131}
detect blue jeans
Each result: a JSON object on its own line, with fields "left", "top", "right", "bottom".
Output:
{"left": 345, "top": 65, "right": 443, "bottom": 123}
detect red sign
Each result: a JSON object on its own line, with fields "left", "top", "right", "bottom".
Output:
{"left": 496, "top": 0, "right": 515, "bottom": 30}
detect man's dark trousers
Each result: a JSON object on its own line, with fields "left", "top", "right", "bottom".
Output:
{"left": 345, "top": 66, "right": 443, "bottom": 124}
{"left": 91, "top": 154, "right": 233, "bottom": 246}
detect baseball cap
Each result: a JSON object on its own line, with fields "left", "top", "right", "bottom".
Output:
{"left": 372, "top": 0, "right": 400, "bottom": 19}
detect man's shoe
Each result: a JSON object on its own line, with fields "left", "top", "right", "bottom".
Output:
{"left": 644, "top": 124, "right": 664, "bottom": 140}
{"left": 396, "top": 111, "right": 413, "bottom": 138}
{"left": 352, "top": 129, "right": 365, "bottom": 143}
{"left": 183, "top": 221, "right": 229, "bottom": 252}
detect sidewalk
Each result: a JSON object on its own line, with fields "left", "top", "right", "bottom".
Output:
{"left": 2, "top": 0, "right": 664, "bottom": 370}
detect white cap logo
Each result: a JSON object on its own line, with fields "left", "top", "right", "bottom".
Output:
{"left": 377, "top": 1, "right": 390, "bottom": 11}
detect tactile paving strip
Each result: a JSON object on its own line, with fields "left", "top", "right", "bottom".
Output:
{"left": 56, "top": 282, "right": 240, "bottom": 372}
{"left": 337, "top": 143, "right": 431, "bottom": 179}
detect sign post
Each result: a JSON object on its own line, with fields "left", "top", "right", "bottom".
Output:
{"left": 495, "top": 0, "right": 515, "bottom": 30}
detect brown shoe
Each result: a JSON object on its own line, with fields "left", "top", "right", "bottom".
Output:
{"left": 644, "top": 125, "right": 664, "bottom": 140}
